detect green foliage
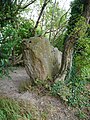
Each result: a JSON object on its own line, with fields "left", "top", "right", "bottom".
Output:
{"left": 0, "top": 25, "right": 21, "bottom": 77}
{"left": 75, "top": 37, "right": 90, "bottom": 79}
{"left": 51, "top": 81, "right": 71, "bottom": 101}
{"left": 18, "top": 19, "right": 35, "bottom": 38}
{"left": 0, "top": 0, "right": 19, "bottom": 27}
{"left": 40, "top": 1, "right": 67, "bottom": 41}
{"left": 0, "top": 97, "right": 32, "bottom": 120}
{"left": 67, "top": 0, "right": 84, "bottom": 35}
{"left": 51, "top": 76, "right": 89, "bottom": 119}
{"left": 76, "top": 109, "right": 89, "bottom": 120}
{"left": 35, "top": 26, "right": 42, "bottom": 36}
{"left": 18, "top": 19, "right": 42, "bottom": 38}
{"left": 53, "top": 32, "right": 65, "bottom": 51}
{"left": 67, "top": 64, "right": 89, "bottom": 108}
{"left": 0, "top": 25, "right": 20, "bottom": 56}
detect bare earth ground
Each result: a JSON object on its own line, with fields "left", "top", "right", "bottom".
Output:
{"left": 0, "top": 67, "right": 78, "bottom": 120}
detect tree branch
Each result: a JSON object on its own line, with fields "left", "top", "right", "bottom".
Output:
{"left": 53, "top": 21, "right": 67, "bottom": 40}
{"left": 21, "top": 0, "right": 37, "bottom": 9}
{"left": 34, "top": 0, "right": 50, "bottom": 30}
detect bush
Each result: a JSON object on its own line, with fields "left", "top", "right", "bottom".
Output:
{"left": 0, "top": 25, "right": 21, "bottom": 77}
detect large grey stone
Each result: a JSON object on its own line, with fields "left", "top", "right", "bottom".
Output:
{"left": 22, "top": 37, "right": 62, "bottom": 82}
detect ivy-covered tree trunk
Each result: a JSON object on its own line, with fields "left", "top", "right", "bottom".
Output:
{"left": 55, "top": 0, "right": 90, "bottom": 82}
{"left": 55, "top": 35, "right": 77, "bottom": 82}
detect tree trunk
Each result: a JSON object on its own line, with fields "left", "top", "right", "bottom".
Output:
{"left": 55, "top": 36, "right": 75, "bottom": 82}
{"left": 55, "top": 1, "right": 90, "bottom": 82}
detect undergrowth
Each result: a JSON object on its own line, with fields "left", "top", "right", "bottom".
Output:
{"left": 0, "top": 97, "right": 32, "bottom": 120}
{"left": 18, "top": 75, "right": 90, "bottom": 120}
{"left": 51, "top": 69, "right": 90, "bottom": 120}
{"left": 19, "top": 78, "right": 51, "bottom": 96}
{"left": 18, "top": 69, "right": 90, "bottom": 120}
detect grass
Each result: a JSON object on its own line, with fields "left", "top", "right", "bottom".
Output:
{"left": 0, "top": 97, "right": 32, "bottom": 120}
{"left": 0, "top": 96, "right": 48, "bottom": 120}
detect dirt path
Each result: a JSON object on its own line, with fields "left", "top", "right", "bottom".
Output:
{"left": 0, "top": 67, "right": 78, "bottom": 120}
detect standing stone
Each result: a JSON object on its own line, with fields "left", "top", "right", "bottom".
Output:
{"left": 22, "top": 37, "right": 62, "bottom": 82}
